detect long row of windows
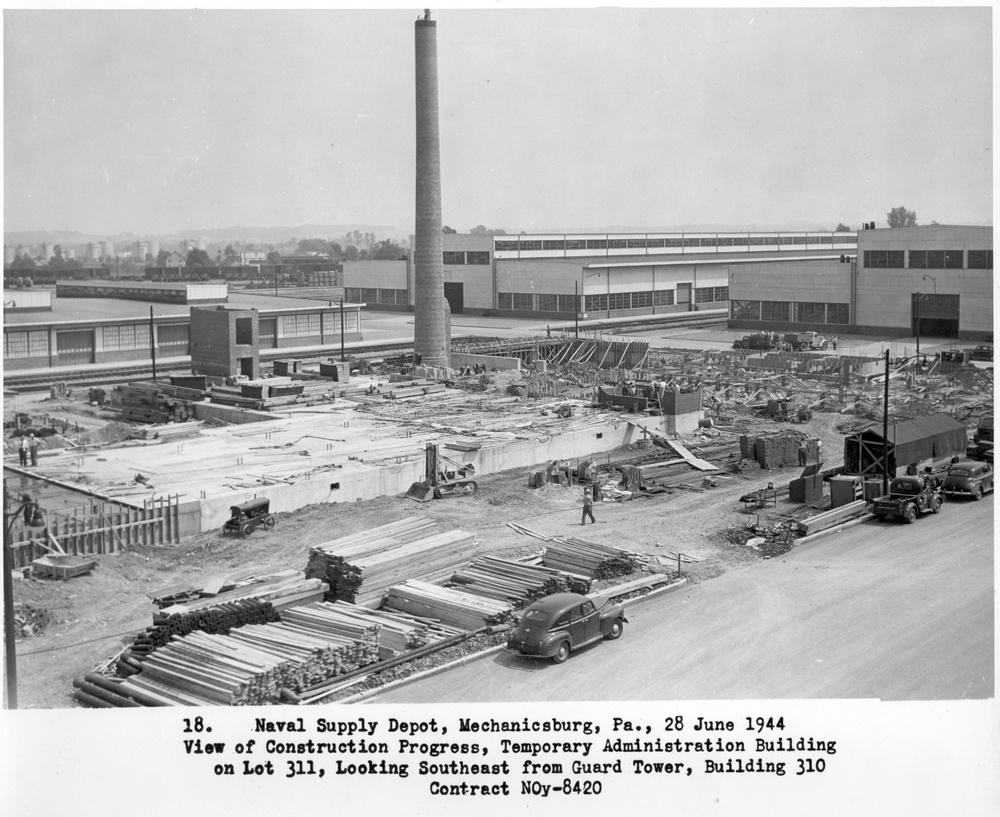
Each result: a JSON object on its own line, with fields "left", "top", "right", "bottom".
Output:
{"left": 497, "top": 292, "right": 578, "bottom": 313}
{"left": 495, "top": 235, "right": 855, "bottom": 253}
{"left": 4, "top": 329, "right": 48, "bottom": 358}
{"left": 864, "top": 248, "right": 992, "bottom": 270}
{"left": 584, "top": 290, "right": 676, "bottom": 312}
{"left": 731, "top": 300, "right": 850, "bottom": 325}
{"left": 344, "top": 288, "right": 408, "bottom": 306}
{"left": 103, "top": 324, "right": 150, "bottom": 351}
{"left": 282, "top": 314, "right": 321, "bottom": 337}
{"left": 442, "top": 251, "right": 489, "bottom": 265}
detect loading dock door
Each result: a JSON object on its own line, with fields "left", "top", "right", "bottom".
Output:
{"left": 158, "top": 323, "right": 190, "bottom": 357}
{"left": 443, "top": 282, "right": 464, "bottom": 315}
{"left": 56, "top": 329, "right": 95, "bottom": 365}
{"left": 259, "top": 318, "right": 277, "bottom": 349}
{"left": 913, "top": 293, "right": 960, "bottom": 339}
{"left": 676, "top": 282, "right": 692, "bottom": 310}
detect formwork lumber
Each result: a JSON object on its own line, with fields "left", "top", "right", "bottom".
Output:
{"left": 795, "top": 500, "right": 869, "bottom": 536}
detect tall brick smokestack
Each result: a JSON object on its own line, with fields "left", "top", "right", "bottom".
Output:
{"left": 413, "top": 9, "right": 449, "bottom": 368}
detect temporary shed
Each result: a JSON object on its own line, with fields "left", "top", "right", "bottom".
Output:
{"left": 843, "top": 413, "right": 968, "bottom": 479}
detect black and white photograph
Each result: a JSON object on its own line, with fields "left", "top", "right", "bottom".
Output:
{"left": 2, "top": 5, "right": 997, "bottom": 816}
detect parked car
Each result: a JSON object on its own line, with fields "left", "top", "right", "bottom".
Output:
{"left": 941, "top": 461, "right": 994, "bottom": 501}
{"left": 969, "top": 345, "right": 994, "bottom": 362}
{"left": 506, "top": 592, "right": 627, "bottom": 663}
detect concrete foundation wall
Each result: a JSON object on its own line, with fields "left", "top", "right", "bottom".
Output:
{"left": 663, "top": 411, "right": 703, "bottom": 435}
{"left": 192, "top": 402, "right": 276, "bottom": 425}
{"left": 192, "top": 416, "right": 639, "bottom": 533}
{"left": 450, "top": 352, "right": 521, "bottom": 371}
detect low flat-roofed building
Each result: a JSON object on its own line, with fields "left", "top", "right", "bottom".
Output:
{"left": 2, "top": 290, "right": 364, "bottom": 371}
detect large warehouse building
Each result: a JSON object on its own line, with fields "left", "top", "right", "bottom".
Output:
{"left": 341, "top": 224, "right": 991, "bottom": 341}
{"left": 729, "top": 224, "right": 993, "bottom": 340}
{"left": 343, "top": 229, "right": 857, "bottom": 319}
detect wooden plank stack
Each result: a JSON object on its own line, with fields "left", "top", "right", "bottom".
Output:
{"left": 324, "top": 600, "right": 463, "bottom": 651}
{"left": 447, "top": 556, "right": 578, "bottom": 603}
{"left": 116, "top": 598, "right": 281, "bottom": 673}
{"left": 158, "top": 572, "right": 328, "bottom": 615}
{"left": 542, "top": 537, "right": 643, "bottom": 579}
{"left": 304, "top": 516, "right": 476, "bottom": 605}
{"left": 795, "top": 500, "right": 869, "bottom": 536}
{"left": 384, "top": 579, "right": 515, "bottom": 631}
{"left": 100, "top": 602, "right": 382, "bottom": 707}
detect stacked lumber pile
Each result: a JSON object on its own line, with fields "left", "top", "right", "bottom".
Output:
{"left": 542, "top": 538, "right": 643, "bottom": 579}
{"left": 740, "top": 433, "right": 802, "bottom": 469}
{"left": 115, "top": 382, "right": 195, "bottom": 424}
{"left": 794, "top": 500, "right": 869, "bottom": 536}
{"left": 323, "top": 600, "right": 462, "bottom": 651}
{"left": 157, "top": 571, "right": 328, "bottom": 615}
{"left": 384, "top": 579, "right": 514, "bottom": 630}
{"left": 304, "top": 516, "right": 476, "bottom": 605}
{"left": 447, "top": 556, "right": 578, "bottom": 604}
{"left": 378, "top": 379, "right": 448, "bottom": 401}
{"left": 116, "top": 598, "right": 280, "bottom": 675}
{"left": 94, "top": 602, "right": 381, "bottom": 707}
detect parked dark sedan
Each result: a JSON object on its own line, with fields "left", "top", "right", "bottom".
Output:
{"left": 969, "top": 345, "right": 994, "bottom": 362}
{"left": 506, "top": 592, "right": 627, "bottom": 663}
{"left": 941, "top": 461, "right": 994, "bottom": 501}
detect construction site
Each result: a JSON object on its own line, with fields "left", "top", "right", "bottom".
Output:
{"left": 2, "top": 12, "right": 993, "bottom": 711}
{"left": 4, "top": 311, "right": 993, "bottom": 708}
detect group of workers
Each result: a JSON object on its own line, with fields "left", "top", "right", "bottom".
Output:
{"left": 17, "top": 433, "right": 39, "bottom": 467}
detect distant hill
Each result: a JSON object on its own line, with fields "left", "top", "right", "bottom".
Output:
{"left": 4, "top": 224, "right": 411, "bottom": 250}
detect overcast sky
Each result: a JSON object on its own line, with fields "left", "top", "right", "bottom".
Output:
{"left": 3, "top": 7, "right": 993, "bottom": 237}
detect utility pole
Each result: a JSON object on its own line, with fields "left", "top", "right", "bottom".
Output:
{"left": 882, "top": 349, "right": 890, "bottom": 496}
{"left": 340, "top": 299, "right": 346, "bottom": 362}
{"left": 3, "top": 488, "right": 19, "bottom": 709}
{"left": 150, "top": 306, "right": 157, "bottom": 381}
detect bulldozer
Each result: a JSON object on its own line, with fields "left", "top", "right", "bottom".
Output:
{"left": 405, "top": 443, "right": 478, "bottom": 501}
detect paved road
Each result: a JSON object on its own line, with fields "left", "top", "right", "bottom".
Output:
{"left": 366, "top": 498, "right": 994, "bottom": 702}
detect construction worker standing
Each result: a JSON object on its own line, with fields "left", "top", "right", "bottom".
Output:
{"left": 18, "top": 436, "right": 28, "bottom": 466}
{"left": 581, "top": 485, "right": 596, "bottom": 525}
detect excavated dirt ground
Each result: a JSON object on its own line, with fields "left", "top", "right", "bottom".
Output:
{"left": 10, "top": 407, "right": 849, "bottom": 709}
{"left": 14, "top": 334, "right": 988, "bottom": 710}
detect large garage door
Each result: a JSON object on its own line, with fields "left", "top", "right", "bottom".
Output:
{"left": 913, "top": 293, "right": 960, "bottom": 339}
{"left": 259, "top": 317, "right": 277, "bottom": 348}
{"left": 158, "top": 323, "right": 190, "bottom": 357}
{"left": 676, "top": 282, "right": 692, "bottom": 310}
{"left": 56, "top": 329, "right": 94, "bottom": 365}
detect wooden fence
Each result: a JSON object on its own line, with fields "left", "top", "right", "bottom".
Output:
{"left": 8, "top": 494, "right": 181, "bottom": 569}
